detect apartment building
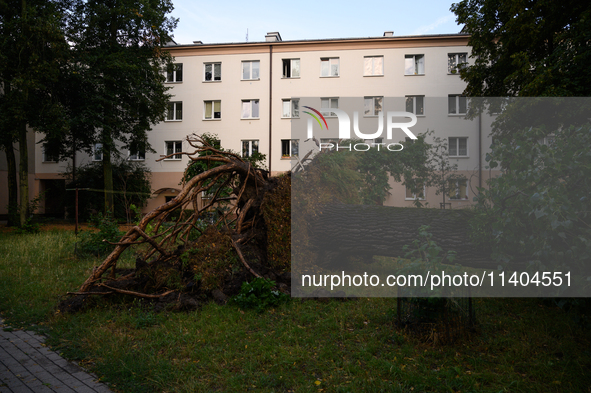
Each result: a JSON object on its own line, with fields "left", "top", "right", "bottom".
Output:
{"left": 5, "top": 31, "right": 497, "bottom": 217}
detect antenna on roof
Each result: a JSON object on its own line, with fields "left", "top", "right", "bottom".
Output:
{"left": 246, "top": 28, "right": 249, "bottom": 42}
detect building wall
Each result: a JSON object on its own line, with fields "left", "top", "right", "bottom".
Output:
{"left": 29, "top": 33, "right": 499, "bottom": 214}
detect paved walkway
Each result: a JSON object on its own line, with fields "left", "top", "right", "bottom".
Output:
{"left": 0, "top": 317, "right": 114, "bottom": 393}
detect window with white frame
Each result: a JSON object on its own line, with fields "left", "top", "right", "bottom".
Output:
{"left": 282, "top": 98, "right": 299, "bottom": 118}
{"left": 448, "top": 179, "right": 468, "bottom": 200}
{"left": 364, "top": 56, "right": 383, "bottom": 76}
{"left": 242, "top": 60, "right": 260, "bottom": 80}
{"left": 448, "top": 137, "right": 468, "bottom": 157}
{"left": 241, "top": 140, "right": 259, "bottom": 158}
{"left": 128, "top": 142, "right": 145, "bottom": 161}
{"left": 282, "top": 59, "right": 300, "bottom": 78}
{"left": 204, "top": 100, "right": 221, "bottom": 120}
{"left": 241, "top": 99, "right": 260, "bottom": 119}
{"left": 364, "top": 96, "right": 383, "bottom": 116}
{"left": 165, "top": 141, "right": 182, "bottom": 160}
{"left": 281, "top": 139, "right": 299, "bottom": 158}
{"left": 204, "top": 62, "right": 221, "bottom": 81}
{"left": 448, "top": 53, "right": 467, "bottom": 74}
{"left": 404, "top": 54, "right": 424, "bottom": 75}
{"left": 93, "top": 143, "right": 103, "bottom": 161}
{"left": 320, "top": 57, "right": 339, "bottom": 77}
{"left": 405, "top": 95, "right": 424, "bottom": 115}
{"left": 166, "top": 63, "right": 183, "bottom": 82}
{"left": 166, "top": 101, "right": 182, "bottom": 121}
{"left": 320, "top": 97, "right": 338, "bottom": 117}
{"left": 42, "top": 144, "right": 59, "bottom": 162}
{"left": 448, "top": 95, "right": 467, "bottom": 115}
{"left": 405, "top": 185, "right": 426, "bottom": 200}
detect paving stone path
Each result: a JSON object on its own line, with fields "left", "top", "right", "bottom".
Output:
{"left": 0, "top": 317, "right": 114, "bottom": 393}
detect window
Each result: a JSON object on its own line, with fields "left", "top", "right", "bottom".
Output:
{"left": 364, "top": 56, "right": 383, "bottom": 76}
{"left": 128, "top": 142, "right": 145, "bottom": 161}
{"left": 166, "top": 102, "right": 182, "bottom": 121}
{"left": 242, "top": 140, "right": 259, "bottom": 157}
{"left": 204, "top": 62, "right": 221, "bottom": 81}
{"left": 165, "top": 141, "right": 182, "bottom": 160}
{"left": 281, "top": 139, "right": 299, "bottom": 158}
{"left": 320, "top": 58, "right": 339, "bottom": 77}
{"left": 405, "top": 185, "right": 426, "bottom": 200}
{"left": 282, "top": 59, "right": 300, "bottom": 78}
{"left": 93, "top": 143, "right": 102, "bottom": 161}
{"left": 282, "top": 98, "right": 299, "bottom": 118}
{"left": 449, "top": 137, "right": 468, "bottom": 157}
{"left": 405, "top": 96, "right": 424, "bottom": 115}
{"left": 320, "top": 97, "right": 339, "bottom": 117}
{"left": 404, "top": 54, "right": 424, "bottom": 75}
{"left": 448, "top": 179, "right": 468, "bottom": 200}
{"left": 42, "top": 144, "right": 59, "bottom": 162}
{"left": 241, "top": 99, "right": 260, "bottom": 119}
{"left": 204, "top": 100, "right": 221, "bottom": 120}
{"left": 448, "top": 95, "right": 467, "bottom": 115}
{"left": 166, "top": 63, "right": 183, "bottom": 82}
{"left": 364, "top": 96, "right": 383, "bottom": 116}
{"left": 242, "top": 61, "right": 260, "bottom": 80}
{"left": 448, "top": 53, "right": 467, "bottom": 74}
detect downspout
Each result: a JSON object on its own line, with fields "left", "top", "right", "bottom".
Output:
{"left": 478, "top": 113, "right": 482, "bottom": 192}
{"left": 268, "top": 45, "right": 273, "bottom": 173}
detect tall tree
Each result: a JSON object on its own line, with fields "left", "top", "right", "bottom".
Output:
{"left": 0, "top": 0, "right": 69, "bottom": 227}
{"left": 64, "top": 0, "right": 177, "bottom": 214}
{"left": 451, "top": 0, "right": 591, "bottom": 98}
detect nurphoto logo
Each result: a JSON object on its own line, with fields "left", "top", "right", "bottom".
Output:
{"left": 303, "top": 106, "right": 418, "bottom": 151}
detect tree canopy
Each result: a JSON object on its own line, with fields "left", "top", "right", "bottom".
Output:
{"left": 451, "top": 0, "right": 591, "bottom": 98}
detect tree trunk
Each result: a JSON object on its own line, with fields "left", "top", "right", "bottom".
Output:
{"left": 18, "top": 121, "right": 29, "bottom": 227}
{"left": 103, "top": 136, "right": 114, "bottom": 215}
{"left": 307, "top": 204, "right": 496, "bottom": 269}
{"left": 4, "top": 142, "right": 18, "bottom": 227}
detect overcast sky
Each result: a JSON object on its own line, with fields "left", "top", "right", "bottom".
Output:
{"left": 168, "top": 0, "right": 464, "bottom": 45}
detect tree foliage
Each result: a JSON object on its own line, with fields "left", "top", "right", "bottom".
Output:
{"left": 471, "top": 123, "right": 591, "bottom": 278}
{"left": 66, "top": 158, "right": 152, "bottom": 221}
{"left": 0, "top": 0, "right": 70, "bottom": 227}
{"left": 451, "top": 0, "right": 591, "bottom": 98}
{"left": 56, "top": 0, "right": 177, "bottom": 214}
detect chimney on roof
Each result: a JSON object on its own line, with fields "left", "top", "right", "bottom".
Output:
{"left": 193, "top": 40, "right": 203, "bottom": 45}
{"left": 265, "top": 32, "right": 282, "bottom": 42}
{"left": 383, "top": 31, "right": 394, "bottom": 37}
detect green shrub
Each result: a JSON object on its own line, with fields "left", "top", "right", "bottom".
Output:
{"left": 231, "top": 278, "right": 289, "bottom": 313}
{"left": 77, "top": 212, "right": 124, "bottom": 257}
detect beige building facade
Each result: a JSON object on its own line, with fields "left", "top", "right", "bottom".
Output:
{"left": 7, "top": 31, "right": 496, "bottom": 217}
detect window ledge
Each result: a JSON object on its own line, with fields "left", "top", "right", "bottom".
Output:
{"left": 162, "top": 158, "right": 182, "bottom": 161}
{"left": 241, "top": 78, "right": 260, "bottom": 81}
{"left": 203, "top": 80, "right": 222, "bottom": 83}
{"left": 164, "top": 120, "right": 182, "bottom": 122}
{"left": 448, "top": 114, "right": 466, "bottom": 117}
{"left": 405, "top": 198, "right": 426, "bottom": 201}
{"left": 165, "top": 81, "right": 183, "bottom": 84}
{"left": 449, "top": 155, "right": 469, "bottom": 158}
{"left": 281, "top": 76, "right": 300, "bottom": 79}
{"left": 363, "top": 74, "right": 384, "bottom": 77}
{"left": 320, "top": 75, "right": 340, "bottom": 78}
{"left": 203, "top": 118, "right": 222, "bottom": 121}
{"left": 281, "top": 117, "right": 300, "bottom": 119}
{"left": 241, "top": 118, "right": 260, "bottom": 120}
{"left": 404, "top": 74, "right": 425, "bottom": 76}
{"left": 281, "top": 156, "right": 296, "bottom": 160}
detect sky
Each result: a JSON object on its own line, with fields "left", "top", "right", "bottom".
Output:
{"left": 168, "top": 0, "right": 464, "bottom": 45}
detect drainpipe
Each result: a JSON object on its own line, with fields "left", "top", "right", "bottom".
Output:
{"left": 268, "top": 45, "right": 273, "bottom": 173}
{"left": 478, "top": 113, "right": 482, "bottom": 192}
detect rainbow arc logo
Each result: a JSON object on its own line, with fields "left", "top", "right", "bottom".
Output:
{"left": 303, "top": 106, "right": 328, "bottom": 130}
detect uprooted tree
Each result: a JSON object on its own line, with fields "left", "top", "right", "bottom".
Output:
{"left": 60, "top": 134, "right": 291, "bottom": 312}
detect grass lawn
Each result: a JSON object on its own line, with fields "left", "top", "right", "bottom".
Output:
{"left": 1, "top": 229, "right": 590, "bottom": 392}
